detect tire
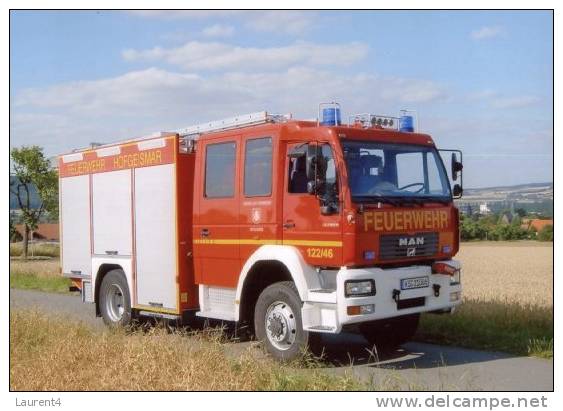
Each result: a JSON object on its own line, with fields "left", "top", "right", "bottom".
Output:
{"left": 359, "top": 314, "right": 420, "bottom": 352}
{"left": 99, "top": 269, "right": 132, "bottom": 327}
{"left": 254, "top": 281, "right": 314, "bottom": 361}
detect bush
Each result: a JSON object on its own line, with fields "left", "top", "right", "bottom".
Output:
{"left": 537, "top": 225, "right": 553, "bottom": 242}
{"left": 488, "top": 224, "right": 530, "bottom": 241}
{"left": 460, "top": 214, "right": 535, "bottom": 241}
{"left": 460, "top": 217, "right": 489, "bottom": 240}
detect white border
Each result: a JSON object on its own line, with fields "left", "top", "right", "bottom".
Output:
{"left": 3, "top": 2, "right": 558, "bottom": 409}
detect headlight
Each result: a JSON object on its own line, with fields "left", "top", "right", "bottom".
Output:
{"left": 345, "top": 280, "right": 375, "bottom": 297}
{"left": 451, "top": 270, "right": 461, "bottom": 285}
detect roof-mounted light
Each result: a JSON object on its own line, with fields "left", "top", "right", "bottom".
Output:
{"left": 318, "top": 102, "right": 342, "bottom": 126}
{"left": 349, "top": 113, "right": 399, "bottom": 130}
{"left": 399, "top": 109, "right": 418, "bottom": 133}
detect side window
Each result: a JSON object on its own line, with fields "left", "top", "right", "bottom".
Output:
{"left": 320, "top": 144, "right": 338, "bottom": 194}
{"left": 244, "top": 137, "right": 272, "bottom": 197}
{"left": 427, "top": 152, "right": 446, "bottom": 194}
{"left": 205, "top": 141, "right": 236, "bottom": 198}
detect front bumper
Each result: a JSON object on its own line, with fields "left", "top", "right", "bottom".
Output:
{"left": 301, "top": 260, "right": 462, "bottom": 333}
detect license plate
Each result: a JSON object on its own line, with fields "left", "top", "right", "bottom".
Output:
{"left": 400, "top": 276, "right": 430, "bottom": 290}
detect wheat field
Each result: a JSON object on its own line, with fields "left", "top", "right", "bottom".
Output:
{"left": 457, "top": 241, "right": 553, "bottom": 307}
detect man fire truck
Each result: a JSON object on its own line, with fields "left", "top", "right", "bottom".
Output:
{"left": 58, "top": 103, "right": 463, "bottom": 360}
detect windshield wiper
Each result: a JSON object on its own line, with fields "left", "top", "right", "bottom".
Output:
{"left": 353, "top": 195, "right": 451, "bottom": 206}
{"left": 352, "top": 196, "right": 401, "bottom": 206}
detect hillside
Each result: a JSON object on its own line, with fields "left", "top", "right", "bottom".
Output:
{"left": 462, "top": 182, "right": 553, "bottom": 203}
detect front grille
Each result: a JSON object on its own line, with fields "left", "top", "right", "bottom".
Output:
{"left": 379, "top": 232, "right": 438, "bottom": 260}
{"left": 397, "top": 297, "right": 426, "bottom": 310}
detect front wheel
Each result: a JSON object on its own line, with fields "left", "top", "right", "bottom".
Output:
{"left": 360, "top": 313, "right": 420, "bottom": 352}
{"left": 99, "top": 269, "right": 132, "bottom": 327}
{"left": 254, "top": 281, "right": 315, "bottom": 361}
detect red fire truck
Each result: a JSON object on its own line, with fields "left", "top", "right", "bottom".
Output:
{"left": 58, "top": 104, "right": 463, "bottom": 360}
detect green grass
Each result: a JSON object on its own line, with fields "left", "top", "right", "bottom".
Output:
{"left": 10, "top": 271, "right": 71, "bottom": 294}
{"left": 416, "top": 298, "right": 553, "bottom": 359}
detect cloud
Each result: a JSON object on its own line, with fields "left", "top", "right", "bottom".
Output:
{"left": 466, "top": 89, "right": 541, "bottom": 109}
{"left": 468, "top": 89, "right": 498, "bottom": 100}
{"left": 128, "top": 10, "right": 316, "bottom": 36}
{"left": 122, "top": 41, "right": 369, "bottom": 71}
{"left": 471, "top": 26, "right": 504, "bottom": 40}
{"left": 243, "top": 11, "right": 315, "bottom": 35}
{"left": 201, "top": 24, "right": 235, "bottom": 38}
{"left": 11, "top": 67, "right": 447, "bottom": 155}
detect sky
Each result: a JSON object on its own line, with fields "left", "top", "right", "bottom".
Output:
{"left": 9, "top": 10, "right": 553, "bottom": 188}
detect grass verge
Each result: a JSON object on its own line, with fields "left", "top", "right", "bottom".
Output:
{"left": 10, "top": 310, "right": 390, "bottom": 391}
{"left": 10, "top": 271, "right": 70, "bottom": 293}
{"left": 10, "top": 260, "right": 71, "bottom": 293}
{"left": 10, "top": 242, "right": 60, "bottom": 258}
{"left": 10, "top": 260, "right": 70, "bottom": 294}
{"left": 417, "top": 298, "right": 553, "bottom": 359}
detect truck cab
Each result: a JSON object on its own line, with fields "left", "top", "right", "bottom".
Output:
{"left": 189, "top": 108, "right": 462, "bottom": 360}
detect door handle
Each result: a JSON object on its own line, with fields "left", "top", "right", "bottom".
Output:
{"left": 201, "top": 228, "right": 209, "bottom": 237}
{"left": 283, "top": 222, "right": 295, "bottom": 229}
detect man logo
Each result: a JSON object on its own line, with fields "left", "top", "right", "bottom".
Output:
{"left": 399, "top": 237, "right": 425, "bottom": 247}
{"left": 407, "top": 247, "right": 416, "bottom": 257}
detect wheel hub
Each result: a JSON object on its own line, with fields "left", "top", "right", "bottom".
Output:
{"left": 265, "top": 301, "right": 297, "bottom": 351}
{"left": 105, "top": 283, "right": 125, "bottom": 323}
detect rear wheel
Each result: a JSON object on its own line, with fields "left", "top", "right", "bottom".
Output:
{"left": 99, "top": 269, "right": 132, "bottom": 327}
{"left": 254, "top": 281, "right": 314, "bottom": 361}
{"left": 359, "top": 314, "right": 420, "bottom": 352}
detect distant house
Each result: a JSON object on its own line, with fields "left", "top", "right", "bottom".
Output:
{"left": 521, "top": 219, "right": 553, "bottom": 233}
{"left": 479, "top": 203, "right": 491, "bottom": 215}
{"left": 14, "top": 223, "right": 60, "bottom": 241}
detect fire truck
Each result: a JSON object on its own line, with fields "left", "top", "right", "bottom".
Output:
{"left": 58, "top": 103, "right": 463, "bottom": 360}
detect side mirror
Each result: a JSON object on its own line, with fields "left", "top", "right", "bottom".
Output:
{"left": 453, "top": 184, "right": 463, "bottom": 198}
{"left": 451, "top": 152, "right": 463, "bottom": 181}
{"left": 320, "top": 205, "right": 336, "bottom": 216}
{"left": 306, "top": 180, "right": 316, "bottom": 195}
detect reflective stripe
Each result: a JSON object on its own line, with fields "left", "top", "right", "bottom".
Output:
{"left": 283, "top": 239, "right": 343, "bottom": 247}
{"left": 193, "top": 238, "right": 343, "bottom": 247}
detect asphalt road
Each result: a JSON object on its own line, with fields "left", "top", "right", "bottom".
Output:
{"left": 10, "top": 288, "right": 553, "bottom": 391}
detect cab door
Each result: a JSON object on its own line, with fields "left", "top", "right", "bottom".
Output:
{"left": 282, "top": 142, "right": 343, "bottom": 267}
{"left": 194, "top": 137, "right": 240, "bottom": 287}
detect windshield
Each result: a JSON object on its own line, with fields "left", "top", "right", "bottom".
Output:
{"left": 341, "top": 140, "right": 451, "bottom": 201}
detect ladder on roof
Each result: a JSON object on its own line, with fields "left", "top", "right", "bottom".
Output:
{"left": 176, "top": 111, "right": 291, "bottom": 153}
{"left": 176, "top": 111, "right": 291, "bottom": 138}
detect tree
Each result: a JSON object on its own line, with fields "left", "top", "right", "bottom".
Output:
{"left": 9, "top": 213, "right": 21, "bottom": 242}
{"left": 515, "top": 208, "right": 527, "bottom": 218}
{"left": 10, "top": 146, "right": 58, "bottom": 259}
